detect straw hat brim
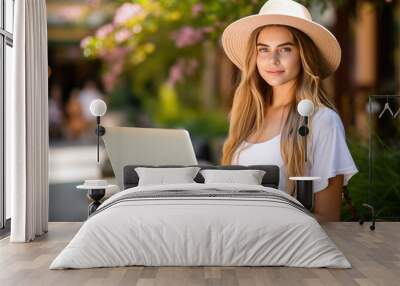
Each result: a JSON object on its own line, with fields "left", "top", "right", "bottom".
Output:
{"left": 222, "top": 14, "right": 341, "bottom": 79}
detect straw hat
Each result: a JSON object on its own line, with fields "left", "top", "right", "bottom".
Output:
{"left": 221, "top": 0, "right": 341, "bottom": 79}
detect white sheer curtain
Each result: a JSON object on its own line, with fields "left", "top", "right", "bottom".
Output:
{"left": 7, "top": 0, "right": 49, "bottom": 242}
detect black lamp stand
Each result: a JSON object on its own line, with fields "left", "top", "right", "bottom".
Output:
{"left": 296, "top": 115, "right": 314, "bottom": 210}
{"left": 95, "top": 116, "right": 106, "bottom": 162}
{"left": 298, "top": 116, "right": 309, "bottom": 162}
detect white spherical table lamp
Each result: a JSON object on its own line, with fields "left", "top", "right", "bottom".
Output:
{"left": 90, "top": 99, "right": 107, "bottom": 117}
{"left": 90, "top": 99, "right": 107, "bottom": 162}
{"left": 297, "top": 99, "right": 314, "bottom": 117}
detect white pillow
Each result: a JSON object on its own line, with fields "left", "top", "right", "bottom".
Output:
{"left": 135, "top": 167, "right": 201, "bottom": 186}
{"left": 200, "top": 169, "right": 266, "bottom": 185}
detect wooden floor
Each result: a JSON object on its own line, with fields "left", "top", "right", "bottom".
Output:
{"left": 0, "top": 222, "right": 399, "bottom": 286}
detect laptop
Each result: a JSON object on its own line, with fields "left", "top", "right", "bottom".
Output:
{"left": 102, "top": 126, "right": 198, "bottom": 188}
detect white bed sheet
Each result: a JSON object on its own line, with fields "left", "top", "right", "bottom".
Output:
{"left": 50, "top": 183, "right": 350, "bottom": 269}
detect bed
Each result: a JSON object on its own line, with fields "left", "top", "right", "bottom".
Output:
{"left": 49, "top": 165, "right": 350, "bottom": 269}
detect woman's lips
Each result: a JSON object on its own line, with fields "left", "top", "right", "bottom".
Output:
{"left": 266, "top": 70, "right": 284, "bottom": 75}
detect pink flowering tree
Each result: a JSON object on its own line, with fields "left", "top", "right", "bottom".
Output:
{"left": 82, "top": 1, "right": 221, "bottom": 93}
{"left": 80, "top": 0, "right": 346, "bottom": 134}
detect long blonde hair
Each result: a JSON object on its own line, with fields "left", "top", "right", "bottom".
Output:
{"left": 221, "top": 25, "right": 337, "bottom": 194}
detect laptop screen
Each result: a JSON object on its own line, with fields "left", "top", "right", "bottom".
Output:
{"left": 102, "top": 127, "right": 198, "bottom": 188}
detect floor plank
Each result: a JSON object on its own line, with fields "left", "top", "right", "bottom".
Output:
{"left": 0, "top": 222, "right": 399, "bottom": 286}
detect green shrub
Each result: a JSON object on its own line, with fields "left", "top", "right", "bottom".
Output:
{"left": 343, "top": 135, "right": 400, "bottom": 221}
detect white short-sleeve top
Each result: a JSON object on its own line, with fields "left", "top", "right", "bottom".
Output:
{"left": 233, "top": 106, "right": 359, "bottom": 193}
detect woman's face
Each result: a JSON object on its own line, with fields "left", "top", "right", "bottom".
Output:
{"left": 256, "top": 26, "right": 301, "bottom": 87}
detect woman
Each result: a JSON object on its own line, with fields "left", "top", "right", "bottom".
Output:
{"left": 220, "top": 0, "right": 358, "bottom": 222}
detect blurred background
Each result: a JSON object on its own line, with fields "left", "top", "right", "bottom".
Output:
{"left": 45, "top": 0, "right": 399, "bottom": 221}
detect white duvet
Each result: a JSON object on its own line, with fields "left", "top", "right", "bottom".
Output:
{"left": 50, "top": 183, "right": 351, "bottom": 269}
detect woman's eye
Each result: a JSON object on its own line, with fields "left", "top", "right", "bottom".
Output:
{"left": 258, "top": 48, "right": 268, "bottom": 53}
{"left": 280, "top": 47, "right": 291, "bottom": 53}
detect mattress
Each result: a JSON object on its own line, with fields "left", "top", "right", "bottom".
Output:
{"left": 50, "top": 183, "right": 351, "bottom": 269}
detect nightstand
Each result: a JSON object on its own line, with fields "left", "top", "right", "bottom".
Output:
{"left": 77, "top": 184, "right": 117, "bottom": 216}
{"left": 289, "top": 176, "right": 321, "bottom": 211}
